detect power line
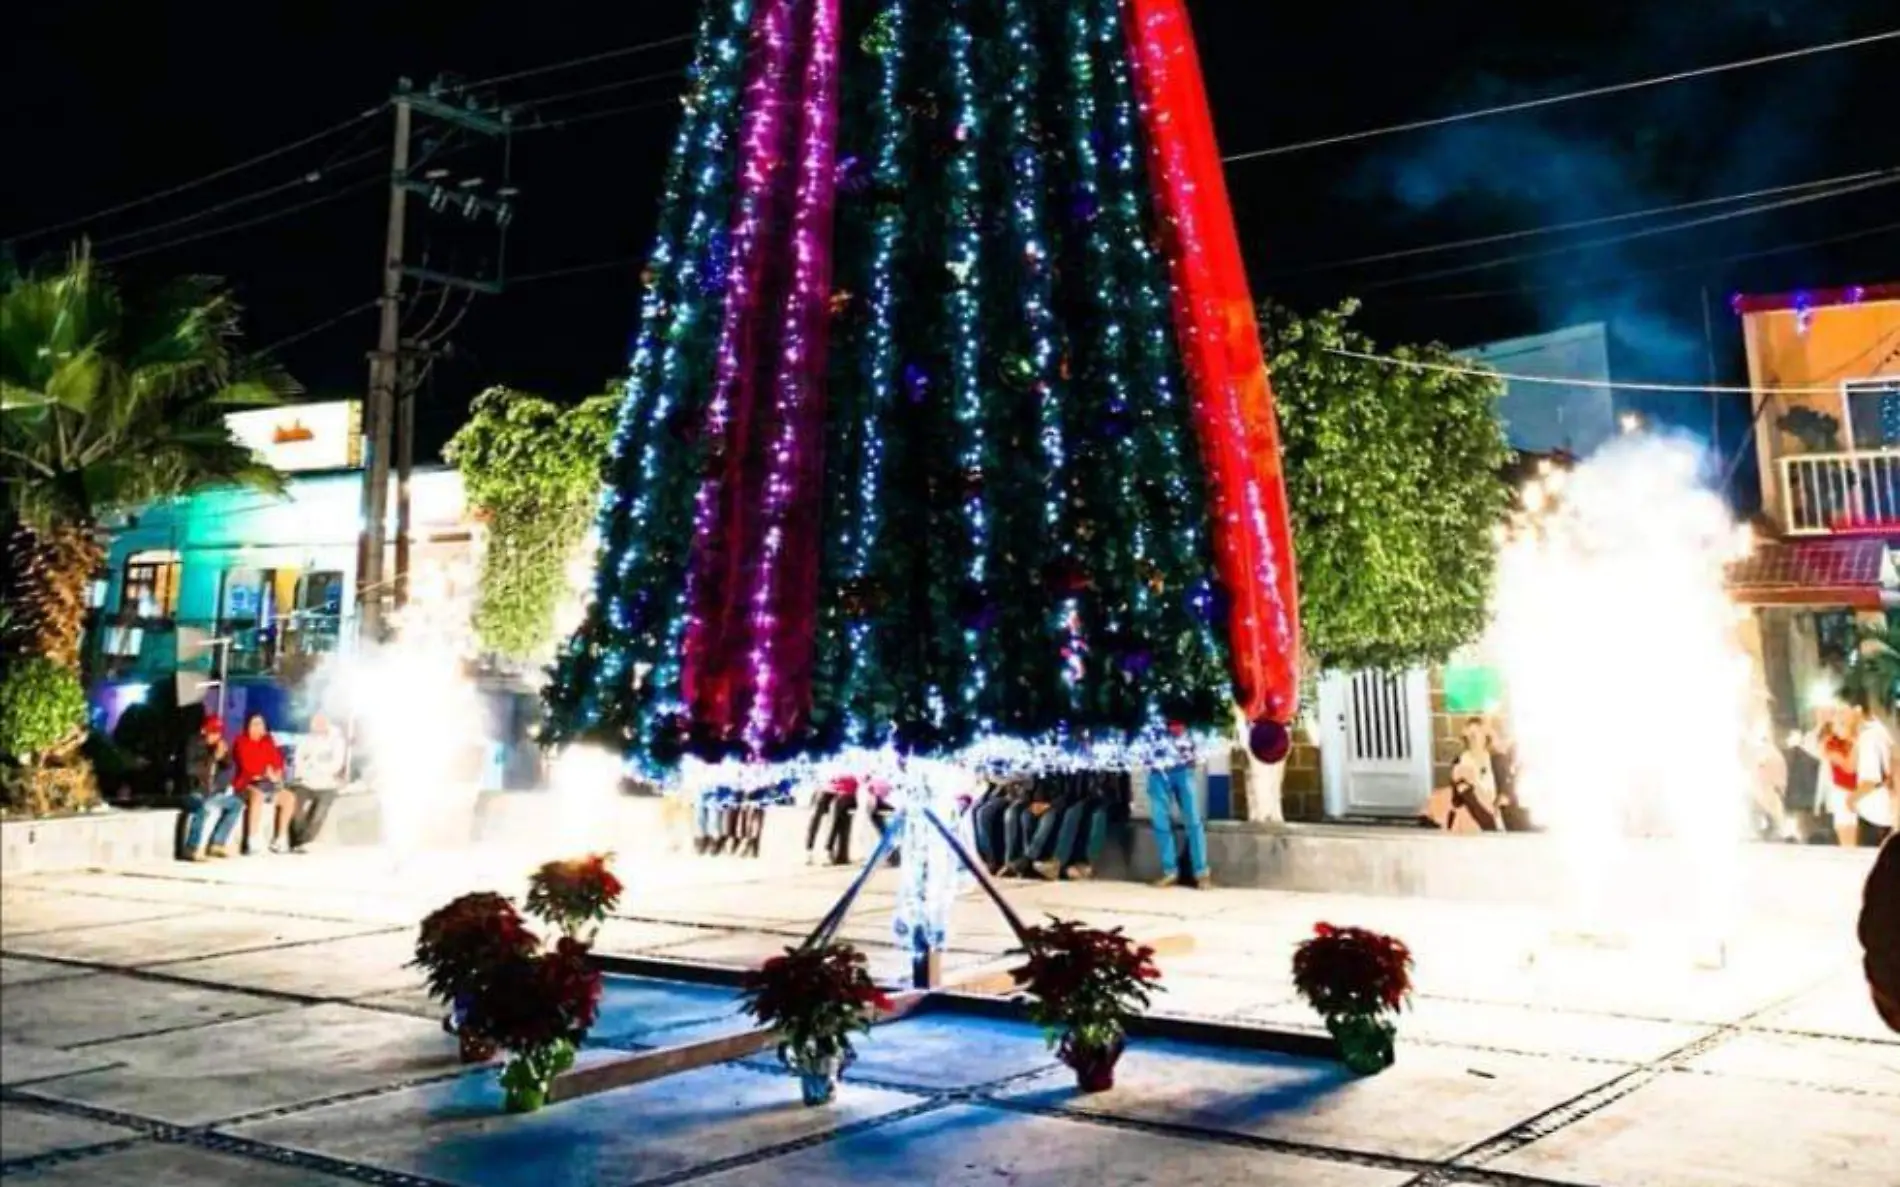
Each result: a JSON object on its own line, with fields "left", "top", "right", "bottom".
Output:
{"left": 1273, "top": 166, "right": 1897, "bottom": 277}
{"left": 1326, "top": 346, "right": 1876, "bottom": 396}
{"left": 1404, "top": 218, "right": 1900, "bottom": 304}
{"left": 461, "top": 32, "right": 694, "bottom": 90}
{"left": 90, "top": 147, "right": 384, "bottom": 250}
{"left": 98, "top": 178, "right": 381, "bottom": 265}
{"left": 7, "top": 104, "right": 387, "bottom": 243}
{"left": 509, "top": 256, "right": 642, "bottom": 286}
{"left": 251, "top": 299, "right": 380, "bottom": 356}
{"left": 522, "top": 96, "right": 679, "bottom": 133}
{"left": 1362, "top": 171, "right": 1900, "bottom": 291}
{"left": 1223, "top": 28, "right": 1900, "bottom": 164}
{"left": 518, "top": 67, "right": 687, "bottom": 111}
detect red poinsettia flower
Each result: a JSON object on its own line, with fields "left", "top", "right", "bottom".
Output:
{"left": 412, "top": 892, "right": 540, "bottom": 1006}
{"left": 525, "top": 853, "right": 625, "bottom": 938}
{"left": 1292, "top": 922, "right": 1413, "bottom": 1018}
{"left": 1011, "top": 918, "right": 1162, "bottom": 1053}
{"left": 741, "top": 942, "right": 892, "bottom": 1067}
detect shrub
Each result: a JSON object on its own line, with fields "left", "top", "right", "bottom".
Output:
{"left": 0, "top": 657, "right": 86, "bottom": 762}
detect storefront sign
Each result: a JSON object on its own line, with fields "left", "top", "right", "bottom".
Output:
{"left": 225, "top": 401, "right": 363, "bottom": 472}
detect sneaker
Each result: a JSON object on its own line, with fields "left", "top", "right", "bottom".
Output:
{"left": 1032, "top": 860, "right": 1061, "bottom": 881}
{"left": 1065, "top": 863, "right": 1094, "bottom": 881}
{"left": 269, "top": 838, "right": 288, "bottom": 855}
{"left": 1150, "top": 874, "right": 1179, "bottom": 888}
{"left": 206, "top": 844, "right": 236, "bottom": 859}
{"left": 1191, "top": 872, "right": 1215, "bottom": 890}
{"left": 182, "top": 850, "right": 208, "bottom": 863}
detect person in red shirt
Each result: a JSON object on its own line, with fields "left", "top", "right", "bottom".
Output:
{"left": 232, "top": 712, "right": 298, "bottom": 854}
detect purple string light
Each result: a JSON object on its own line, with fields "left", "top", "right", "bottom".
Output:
{"left": 740, "top": 0, "right": 842, "bottom": 750}
{"left": 679, "top": 0, "right": 799, "bottom": 725}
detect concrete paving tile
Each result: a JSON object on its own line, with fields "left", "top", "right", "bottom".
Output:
{"left": 1244, "top": 996, "right": 1706, "bottom": 1064}
{"left": 1682, "top": 1030, "right": 1900, "bottom": 1095}
{"left": 1, "top": 911, "right": 388, "bottom": 969}
{"left": 157, "top": 931, "right": 423, "bottom": 1001}
{"left": 1, "top": 972, "right": 292, "bottom": 1049}
{"left": 226, "top": 1061, "right": 927, "bottom": 1187}
{"left": 0, "top": 1101, "right": 139, "bottom": 1162}
{"left": 0, "top": 957, "right": 88, "bottom": 987}
{"left": 693, "top": 1102, "right": 1413, "bottom": 1187}
{"left": 1759, "top": 971, "right": 1900, "bottom": 1045}
{"left": 649, "top": 931, "right": 985, "bottom": 984}
{"left": 1490, "top": 1069, "right": 1899, "bottom": 1186}
{"left": 1148, "top": 974, "right": 1293, "bottom": 1021}
{"left": 349, "top": 985, "right": 439, "bottom": 1018}
{"left": 589, "top": 975, "right": 747, "bottom": 1043}
{"left": 591, "top": 917, "right": 717, "bottom": 954}
{"left": 0, "top": 891, "right": 197, "bottom": 938}
{"left": 26, "top": 1002, "right": 462, "bottom": 1126}
{"left": 812, "top": 1012, "right": 1057, "bottom": 1092}
{"left": 0, "top": 1042, "right": 117, "bottom": 1087}
{"left": 1000, "top": 1034, "right": 1621, "bottom": 1164}
{"left": 0, "top": 1141, "right": 365, "bottom": 1185}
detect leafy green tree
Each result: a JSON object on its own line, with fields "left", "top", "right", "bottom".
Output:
{"left": 0, "top": 656, "right": 91, "bottom": 815}
{"left": 1, "top": 250, "right": 294, "bottom": 669}
{"left": 445, "top": 386, "right": 617, "bottom": 664}
{"left": 1263, "top": 301, "right": 1512, "bottom": 674}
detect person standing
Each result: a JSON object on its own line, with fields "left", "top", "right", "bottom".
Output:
{"left": 180, "top": 716, "right": 243, "bottom": 860}
{"left": 1848, "top": 697, "right": 1897, "bottom": 848}
{"left": 1795, "top": 707, "right": 1862, "bottom": 848}
{"left": 232, "top": 712, "right": 298, "bottom": 854}
{"left": 287, "top": 713, "right": 348, "bottom": 853}
{"left": 1147, "top": 722, "right": 1211, "bottom": 888}
{"left": 1448, "top": 717, "right": 1505, "bottom": 832}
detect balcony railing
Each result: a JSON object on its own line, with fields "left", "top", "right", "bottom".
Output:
{"left": 1780, "top": 449, "right": 1900, "bottom": 535}
{"left": 91, "top": 615, "right": 346, "bottom": 682}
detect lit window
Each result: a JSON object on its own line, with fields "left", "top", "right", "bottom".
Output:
{"left": 120, "top": 551, "right": 181, "bottom": 620}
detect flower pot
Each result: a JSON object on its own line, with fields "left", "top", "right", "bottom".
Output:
{"left": 459, "top": 1030, "right": 498, "bottom": 1064}
{"left": 1059, "top": 1032, "right": 1125, "bottom": 1093}
{"left": 1327, "top": 1012, "right": 1396, "bottom": 1075}
{"left": 499, "top": 1040, "right": 577, "bottom": 1114}
{"left": 794, "top": 1055, "right": 843, "bottom": 1106}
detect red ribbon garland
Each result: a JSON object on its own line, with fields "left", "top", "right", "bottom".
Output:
{"left": 1123, "top": 0, "right": 1302, "bottom": 725}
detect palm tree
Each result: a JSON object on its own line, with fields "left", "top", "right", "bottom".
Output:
{"left": 1, "top": 250, "right": 297, "bottom": 669}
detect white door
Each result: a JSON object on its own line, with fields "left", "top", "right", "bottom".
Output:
{"left": 1319, "top": 669, "right": 1434, "bottom": 818}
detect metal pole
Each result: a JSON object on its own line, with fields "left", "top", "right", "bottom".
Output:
{"left": 393, "top": 350, "right": 416, "bottom": 610}
{"left": 356, "top": 95, "right": 411, "bottom": 643}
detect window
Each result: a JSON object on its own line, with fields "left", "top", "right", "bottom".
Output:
{"left": 1843, "top": 378, "right": 1900, "bottom": 451}
{"left": 119, "top": 551, "right": 181, "bottom": 620}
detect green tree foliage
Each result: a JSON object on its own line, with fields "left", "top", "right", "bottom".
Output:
{"left": 445, "top": 386, "right": 617, "bottom": 663}
{"left": 0, "top": 656, "right": 86, "bottom": 762}
{"left": 1, "top": 249, "right": 293, "bottom": 668}
{"left": 1263, "top": 301, "right": 1513, "bottom": 673}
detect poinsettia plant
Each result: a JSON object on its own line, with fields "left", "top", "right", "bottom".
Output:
{"left": 463, "top": 936, "right": 604, "bottom": 1112}
{"left": 1291, "top": 923, "right": 1413, "bottom": 1017}
{"left": 741, "top": 942, "right": 893, "bottom": 1072}
{"left": 1291, "top": 922, "right": 1413, "bottom": 1075}
{"left": 1013, "top": 920, "right": 1162, "bottom": 1059}
{"left": 525, "top": 853, "right": 624, "bottom": 939}
{"left": 412, "top": 892, "right": 540, "bottom": 1008}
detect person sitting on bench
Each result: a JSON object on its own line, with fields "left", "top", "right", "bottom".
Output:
{"left": 180, "top": 715, "right": 243, "bottom": 861}
{"left": 287, "top": 712, "right": 348, "bottom": 853}
{"left": 232, "top": 711, "right": 298, "bottom": 854}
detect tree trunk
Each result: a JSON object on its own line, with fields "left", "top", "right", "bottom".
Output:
{"left": 3, "top": 518, "right": 103, "bottom": 670}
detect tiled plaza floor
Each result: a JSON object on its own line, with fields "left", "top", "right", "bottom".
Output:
{"left": 0, "top": 846, "right": 1891, "bottom": 1185}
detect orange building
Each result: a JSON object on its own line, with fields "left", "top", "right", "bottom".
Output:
{"left": 1729, "top": 284, "right": 1900, "bottom": 733}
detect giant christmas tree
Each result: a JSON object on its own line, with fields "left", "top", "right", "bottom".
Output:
{"left": 546, "top": 0, "right": 1300, "bottom": 777}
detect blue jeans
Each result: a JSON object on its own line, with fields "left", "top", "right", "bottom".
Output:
{"left": 1051, "top": 799, "right": 1106, "bottom": 867}
{"left": 973, "top": 796, "right": 1011, "bottom": 866}
{"left": 1146, "top": 764, "right": 1208, "bottom": 878}
{"left": 182, "top": 790, "right": 243, "bottom": 853}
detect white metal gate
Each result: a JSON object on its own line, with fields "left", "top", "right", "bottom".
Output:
{"left": 1319, "top": 669, "right": 1434, "bottom": 818}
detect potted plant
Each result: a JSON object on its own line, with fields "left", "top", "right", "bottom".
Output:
{"left": 1291, "top": 922, "right": 1413, "bottom": 1074}
{"left": 525, "top": 852, "right": 624, "bottom": 941}
{"left": 412, "top": 892, "right": 539, "bottom": 1063}
{"left": 741, "top": 942, "right": 892, "bottom": 1106}
{"left": 465, "top": 937, "right": 604, "bottom": 1112}
{"left": 1012, "top": 919, "right": 1162, "bottom": 1092}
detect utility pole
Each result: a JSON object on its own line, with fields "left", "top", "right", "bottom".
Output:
{"left": 356, "top": 97, "right": 412, "bottom": 643}
{"left": 355, "top": 78, "right": 516, "bottom": 641}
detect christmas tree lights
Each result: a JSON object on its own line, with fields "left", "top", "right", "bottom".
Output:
{"left": 548, "top": 0, "right": 1301, "bottom": 784}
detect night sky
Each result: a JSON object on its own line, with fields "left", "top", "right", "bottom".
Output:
{"left": 5, "top": 1, "right": 1896, "bottom": 466}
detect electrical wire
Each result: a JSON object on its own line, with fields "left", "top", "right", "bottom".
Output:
{"left": 1361, "top": 172, "right": 1900, "bottom": 291}
{"left": 97, "top": 178, "right": 381, "bottom": 265}
{"left": 251, "top": 300, "right": 380, "bottom": 356}
{"left": 89, "top": 147, "right": 385, "bottom": 251}
{"left": 1404, "top": 218, "right": 1900, "bottom": 304}
{"left": 7, "top": 104, "right": 388, "bottom": 243}
{"left": 460, "top": 32, "right": 694, "bottom": 90}
{"left": 1272, "top": 166, "right": 1899, "bottom": 278}
{"left": 508, "top": 256, "right": 642, "bottom": 285}
{"left": 517, "top": 67, "right": 687, "bottom": 112}
{"left": 521, "top": 96, "right": 680, "bottom": 133}
{"left": 1222, "top": 28, "right": 1900, "bottom": 163}
{"left": 1325, "top": 346, "right": 1882, "bottom": 396}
